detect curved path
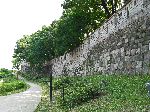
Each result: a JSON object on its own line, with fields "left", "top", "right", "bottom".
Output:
{"left": 0, "top": 81, "right": 42, "bottom": 112}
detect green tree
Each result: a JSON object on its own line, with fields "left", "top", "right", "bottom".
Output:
{"left": 12, "top": 26, "right": 55, "bottom": 72}
{"left": 12, "top": 35, "right": 31, "bottom": 69}
{"left": 62, "top": 0, "right": 122, "bottom": 19}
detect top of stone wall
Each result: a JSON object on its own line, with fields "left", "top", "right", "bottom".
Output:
{"left": 51, "top": 0, "right": 148, "bottom": 66}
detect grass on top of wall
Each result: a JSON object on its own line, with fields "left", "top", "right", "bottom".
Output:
{"left": 28, "top": 74, "right": 150, "bottom": 112}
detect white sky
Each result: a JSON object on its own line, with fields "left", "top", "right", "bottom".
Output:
{"left": 0, "top": 0, "right": 64, "bottom": 69}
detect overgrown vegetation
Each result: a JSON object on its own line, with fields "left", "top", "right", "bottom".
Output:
{"left": 22, "top": 73, "right": 150, "bottom": 112}
{"left": 0, "top": 68, "right": 13, "bottom": 78}
{"left": 52, "top": 76, "right": 105, "bottom": 109}
{"left": 12, "top": 0, "right": 129, "bottom": 71}
{"left": 0, "top": 68, "right": 28, "bottom": 96}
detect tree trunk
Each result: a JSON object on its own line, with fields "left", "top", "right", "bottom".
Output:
{"left": 114, "top": 0, "right": 118, "bottom": 13}
{"left": 49, "top": 64, "right": 53, "bottom": 102}
{"left": 101, "top": 0, "right": 111, "bottom": 18}
{"left": 111, "top": 0, "right": 115, "bottom": 14}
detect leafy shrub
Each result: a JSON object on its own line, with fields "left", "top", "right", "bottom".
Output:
{"left": 53, "top": 76, "right": 73, "bottom": 90}
{"left": 0, "top": 69, "right": 28, "bottom": 96}
{"left": 0, "top": 80, "right": 27, "bottom": 95}
{"left": 54, "top": 75, "right": 106, "bottom": 109}
{"left": 0, "top": 68, "right": 13, "bottom": 78}
{"left": 2, "top": 76, "right": 17, "bottom": 82}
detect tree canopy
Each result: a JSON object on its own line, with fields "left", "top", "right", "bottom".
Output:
{"left": 62, "top": 0, "right": 122, "bottom": 19}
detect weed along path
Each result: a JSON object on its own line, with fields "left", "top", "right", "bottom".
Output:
{"left": 0, "top": 81, "right": 42, "bottom": 112}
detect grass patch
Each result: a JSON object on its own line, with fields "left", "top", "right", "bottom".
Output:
{"left": 70, "top": 74, "right": 150, "bottom": 112}
{"left": 23, "top": 74, "right": 150, "bottom": 112}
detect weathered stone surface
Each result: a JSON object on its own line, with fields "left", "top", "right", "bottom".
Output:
{"left": 22, "top": 0, "right": 150, "bottom": 76}
{"left": 48, "top": 0, "right": 150, "bottom": 76}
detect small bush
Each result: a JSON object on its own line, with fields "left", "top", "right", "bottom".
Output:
{"left": 0, "top": 68, "right": 13, "bottom": 78}
{"left": 54, "top": 75, "right": 105, "bottom": 109}
{"left": 53, "top": 76, "right": 73, "bottom": 90}
{"left": 0, "top": 80, "right": 27, "bottom": 95}
{"left": 0, "top": 69, "right": 28, "bottom": 96}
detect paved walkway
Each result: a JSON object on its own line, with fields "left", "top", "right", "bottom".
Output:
{"left": 0, "top": 81, "right": 42, "bottom": 112}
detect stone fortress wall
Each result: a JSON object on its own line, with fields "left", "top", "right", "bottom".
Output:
{"left": 50, "top": 0, "right": 150, "bottom": 76}
{"left": 18, "top": 0, "right": 150, "bottom": 76}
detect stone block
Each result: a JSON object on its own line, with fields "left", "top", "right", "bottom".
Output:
{"left": 125, "top": 38, "right": 128, "bottom": 43}
{"left": 149, "top": 43, "right": 150, "bottom": 50}
{"left": 131, "top": 49, "right": 136, "bottom": 55}
{"left": 126, "top": 50, "right": 131, "bottom": 55}
{"left": 136, "top": 61, "right": 143, "bottom": 68}
{"left": 125, "top": 56, "right": 130, "bottom": 61}
{"left": 142, "top": 45, "right": 149, "bottom": 53}
{"left": 118, "top": 61, "right": 124, "bottom": 69}
{"left": 136, "top": 48, "right": 141, "bottom": 54}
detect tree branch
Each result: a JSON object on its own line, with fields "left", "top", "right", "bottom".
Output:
{"left": 101, "top": 0, "right": 111, "bottom": 18}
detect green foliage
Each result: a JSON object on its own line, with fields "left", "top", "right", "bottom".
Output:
{"left": 0, "top": 76, "right": 28, "bottom": 96}
{"left": 53, "top": 76, "right": 73, "bottom": 90}
{"left": 0, "top": 68, "right": 13, "bottom": 78}
{"left": 62, "top": 0, "right": 122, "bottom": 19}
{"left": 35, "top": 74, "right": 150, "bottom": 112}
{"left": 54, "top": 75, "right": 105, "bottom": 109}
{"left": 0, "top": 68, "right": 28, "bottom": 96}
{"left": 0, "top": 80, "right": 27, "bottom": 95}
{"left": 71, "top": 75, "right": 150, "bottom": 112}
{"left": 12, "top": 26, "right": 55, "bottom": 71}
